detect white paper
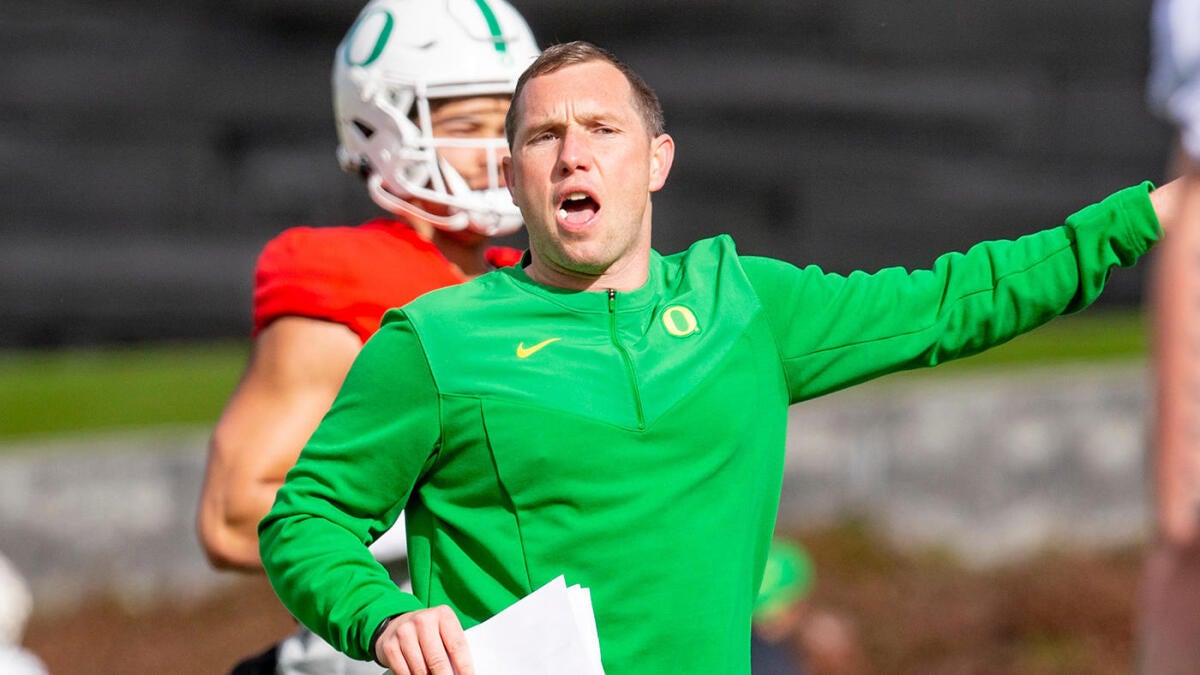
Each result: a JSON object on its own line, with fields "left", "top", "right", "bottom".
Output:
{"left": 384, "top": 576, "right": 604, "bottom": 675}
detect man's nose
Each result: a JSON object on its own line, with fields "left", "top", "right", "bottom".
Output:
{"left": 556, "top": 127, "right": 591, "bottom": 175}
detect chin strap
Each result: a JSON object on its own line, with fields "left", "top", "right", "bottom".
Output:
{"left": 367, "top": 173, "right": 524, "bottom": 237}
{"left": 367, "top": 173, "right": 471, "bottom": 230}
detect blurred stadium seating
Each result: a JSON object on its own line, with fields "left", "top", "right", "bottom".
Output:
{"left": 0, "top": 0, "right": 1172, "bottom": 347}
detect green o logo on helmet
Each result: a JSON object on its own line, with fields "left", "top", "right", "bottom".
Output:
{"left": 343, "top": 8, "right": 394, "bottom": 68}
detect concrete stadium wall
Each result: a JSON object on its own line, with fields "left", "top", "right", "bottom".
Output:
{"left": 779, "top": 362, "right": 1151, "bottom": 565}
{"left": 0, "top": 362, "right": 1154, "bottom": 612}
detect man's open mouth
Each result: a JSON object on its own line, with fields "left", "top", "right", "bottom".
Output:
{"left": 557, "top": 191, "right": 600, "bottom": 227}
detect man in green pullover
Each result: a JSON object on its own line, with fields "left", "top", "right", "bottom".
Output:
{"left": 260, "top": 41, "right": 1185, "bottom": 675}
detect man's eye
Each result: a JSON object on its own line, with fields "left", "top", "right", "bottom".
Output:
{"left": 436, "top": 125, "right": 479, "bottom": 137}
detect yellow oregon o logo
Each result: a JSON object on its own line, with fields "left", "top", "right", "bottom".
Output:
{"left": 662, "top": 305, "right": 699, "bottom": 337}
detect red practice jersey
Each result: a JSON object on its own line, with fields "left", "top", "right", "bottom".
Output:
{"left": 252, "top": 218, "right": 522, "bottom": 343}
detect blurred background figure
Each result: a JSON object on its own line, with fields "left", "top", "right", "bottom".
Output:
{"left": 1139, "top": 0, "right": 1200, "bottom": 672}
{"left": 195, "top": 0, "right": 538, "bottom": 673}
{"left": 753, "top": 539, "right": 815, "bottom": 674}
{"left": 752, "top": 538, "right": 862, "bottom": 675}
{"left": 0, "top": 552, "right": 49, "bottom": 675}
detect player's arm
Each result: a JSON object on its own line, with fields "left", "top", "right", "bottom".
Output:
{"left": 196, "top": 316, "right": 360, "bottom": 572}
{"left": 1152, "top": 149, "right": 1200, "bottom": 545}
{"left": 259, "top": 315, "right": 438, "bottom": 660}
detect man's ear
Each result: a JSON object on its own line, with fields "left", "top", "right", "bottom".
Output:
{"left": 648, "top": 133, "right": 675, "bottom": 193}
{"left": 501, "top": 155, "right": 516, "bottom": 203}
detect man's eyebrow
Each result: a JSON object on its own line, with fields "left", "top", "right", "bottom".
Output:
{"left": 519, "top": 105, "right": 632, "bottom": 142}
{"left": 521, "top": 118, "right": 562, "bottom": 138}
{"left": 573, "top": 110, "right": 623, "bottom": 126}
{"left": 525, "top": 111, "right": 620, "bottom": 132}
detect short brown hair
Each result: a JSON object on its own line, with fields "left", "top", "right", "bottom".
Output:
{"left": 505, "top": 41, "right": 665, "bottom": 145}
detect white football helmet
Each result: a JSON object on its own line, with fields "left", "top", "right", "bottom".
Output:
{"left": 333, "top": 0, "right": 539, "bottom": 235}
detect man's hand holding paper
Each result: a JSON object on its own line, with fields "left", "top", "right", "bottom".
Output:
{"left": 380, "top": 576, "right": 604, "bottom": 675}
{"left": 375, "top": 604, "right": 475, "bottom": 675}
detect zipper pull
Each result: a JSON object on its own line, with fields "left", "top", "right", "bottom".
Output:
{"left": 608, "top": 288, "right": 616, "bottom": 311}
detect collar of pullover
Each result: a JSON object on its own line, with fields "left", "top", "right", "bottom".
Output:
{"left": 502, "top": 250, "right": 664, "bottom": 313}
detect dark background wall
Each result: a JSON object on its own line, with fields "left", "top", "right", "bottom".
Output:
{"left": 0, "top": 0, "right": 1173, "bottom": 348}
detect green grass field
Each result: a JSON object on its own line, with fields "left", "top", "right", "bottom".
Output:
{"left": 0, "top": 340, "right": 249, "bottom": 439}
{"left": 0, "top": 309, "right": 1148, "bottom": 441}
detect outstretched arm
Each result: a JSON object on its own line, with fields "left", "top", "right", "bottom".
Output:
{"left": 747, "top": 183, "right": 1163, "bottom": 402}
{"left": 196, "top": 316, "right": 360, "bottom": 571}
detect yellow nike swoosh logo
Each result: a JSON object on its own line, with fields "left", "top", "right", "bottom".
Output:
{"left": 516, "top": 338, "right": 561, "bottom": 359}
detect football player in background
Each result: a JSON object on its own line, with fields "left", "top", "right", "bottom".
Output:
{"left": 1139, "top": 0, "right": 1200, "bottom": 672}
{"left": 195, "top": 1, "right": 538, "bottom": 672}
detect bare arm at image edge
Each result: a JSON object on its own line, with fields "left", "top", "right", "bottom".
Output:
{"left": 1148, "top": 0, "right": 1200, "bottom": 543}
{"left": 1153, "top": 153, "right": 1200, "bottom": 545}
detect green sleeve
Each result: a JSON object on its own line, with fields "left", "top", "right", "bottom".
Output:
{"left": 743, "top": 182, "right": 1161, "bottom": 403}
{"left": 259, "top": 312, "right": 439, "bottom": 660}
